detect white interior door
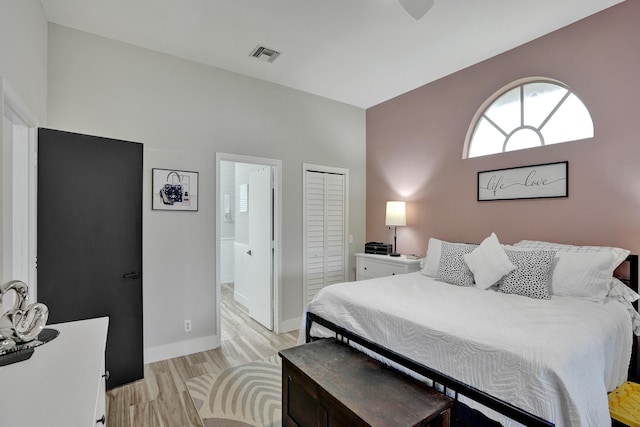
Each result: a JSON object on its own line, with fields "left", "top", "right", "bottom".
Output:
{"left": 246, "top": 166, "right": 273, "bottom": 329}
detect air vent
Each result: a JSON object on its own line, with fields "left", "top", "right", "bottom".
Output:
{"left": 250, "top": 45, "right": 281, "bottom": 63}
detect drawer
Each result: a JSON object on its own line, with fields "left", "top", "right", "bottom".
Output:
{"left": 358, "top": 258, "right": 406, "bottom": 278}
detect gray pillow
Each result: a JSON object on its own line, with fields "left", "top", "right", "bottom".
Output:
{"left": 498, "top": 250, "right": 556, "bottom": 299}
{"left": 437, "top": 242, "right": 477, "bottom": 286}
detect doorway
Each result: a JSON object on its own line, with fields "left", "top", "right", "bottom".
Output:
{"left": 215, "top": 153, "right": 282, "bottom": 343}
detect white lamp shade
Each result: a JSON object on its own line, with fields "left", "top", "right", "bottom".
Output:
{"left": 385, "top": 201, "right": 406, "bottom": 226}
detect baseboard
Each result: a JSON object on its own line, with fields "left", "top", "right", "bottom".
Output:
{"left": 278, "top": 316, "right": 302, "bottom": 334}
{"left": 144, "top": 334, "right": 220, "bottom": 364}
{"left": 234, "top": 290, "right": 250, "bottom": 308}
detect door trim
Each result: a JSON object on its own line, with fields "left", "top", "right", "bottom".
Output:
{"left": 0, "top": 78, "right": 38, "bottom": 296}
{"left": 215, "top": 153, "right": 282, "bottom": 337}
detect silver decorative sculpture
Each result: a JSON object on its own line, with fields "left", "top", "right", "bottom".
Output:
{"left": 0, "top": 280, "right": 49, "bottom": 352}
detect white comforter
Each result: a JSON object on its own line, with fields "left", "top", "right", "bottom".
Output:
{"left": 302, "top": 272, "right": 632, "bottom": 427}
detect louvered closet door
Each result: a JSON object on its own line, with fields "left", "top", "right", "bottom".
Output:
{"left": 304, "top": 170, "right": 347, "bottom": 305}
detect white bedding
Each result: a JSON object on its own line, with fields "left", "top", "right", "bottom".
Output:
{"left": 302, "top": 272, "right": 633, "bottom": 427}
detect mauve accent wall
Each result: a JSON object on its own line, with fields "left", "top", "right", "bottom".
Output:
{"left": 366, "top": 1, "right": 640, "bottom": 257}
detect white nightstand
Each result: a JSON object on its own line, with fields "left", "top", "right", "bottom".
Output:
{"left": 355, "top": 253, "right": 422, "bottom": 281}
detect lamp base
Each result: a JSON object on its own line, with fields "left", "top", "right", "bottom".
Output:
{"left": 390, "top": 252, "right": 401, "bottom": 257}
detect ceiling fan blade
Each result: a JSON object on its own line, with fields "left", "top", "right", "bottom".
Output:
{"left": 398, "top": 0, "right": 435, "bottom": 20}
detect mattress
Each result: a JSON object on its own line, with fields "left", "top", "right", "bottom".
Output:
{"left": 303, "top": 272, "right": 633, "bottom": 427}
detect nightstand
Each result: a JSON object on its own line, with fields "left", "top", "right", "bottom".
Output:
{"left": 355, "top": 253, "right": 422, "bottom": 281}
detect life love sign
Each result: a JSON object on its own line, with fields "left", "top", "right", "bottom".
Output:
{"left": 477, "top": 161, "right": 568, "bottom": 201}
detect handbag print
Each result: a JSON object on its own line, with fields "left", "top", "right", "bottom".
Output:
{"left": 159, "top": 171, "right": 183, "bottom": 205}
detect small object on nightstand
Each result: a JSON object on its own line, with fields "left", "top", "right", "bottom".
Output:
{"left": 364, "top": 242, "right": 392, "bottom": 255}
{"left": 405, "top": 254, "right": 421, "bottom": 260}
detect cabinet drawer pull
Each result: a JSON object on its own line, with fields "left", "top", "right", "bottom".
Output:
{"left": 103, "top": 370, "right": 110, "bottom": 381}
{"left": 96, "top": 414, "right": 106, "bottom": 424}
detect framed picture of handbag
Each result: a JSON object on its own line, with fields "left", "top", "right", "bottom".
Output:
{"left": 152, "top": 168, "right": 198, "bottom": 211}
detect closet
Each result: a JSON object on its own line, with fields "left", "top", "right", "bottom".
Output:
{"left": 303, "top": 166, "right": 348, "bottom": 305}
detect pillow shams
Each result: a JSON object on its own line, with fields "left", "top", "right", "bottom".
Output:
{"left": 609, "top": 277, "right": 640, "bottom": 303}
{"left": 609, "top": 278, "right": 640, "bottom": 336}
{"left": 463, "top": 232, "right": 515, "bottom": 289}
{"left": 551, "top": 251, "right": 614, "bottom": 301}
{"left": 422, "top": 238, "right": 443, "bottom": 277}
{"left": 512, "top": 240, "right": 631, "bottom": 300}
{"left": 436, "top": 242, "right": 477, "bottom": 286}
{"left": 422, "top": 238, "right": 478, "bottom": 277}
{"left": 498, "top": 250, "right": 556, "bottom": 299}
{"left": 514, "top": 240, "right": 630, "bottom": 271}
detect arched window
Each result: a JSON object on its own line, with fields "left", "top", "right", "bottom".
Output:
{"left": 464, "top": 78, "right": 594, "bottom": 158}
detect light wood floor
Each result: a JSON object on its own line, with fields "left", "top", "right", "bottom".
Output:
{"left": 106, "top": 283, "right": 299, "bottom": 427}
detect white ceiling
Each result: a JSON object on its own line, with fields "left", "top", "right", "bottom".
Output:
{"left": 39, "top": 0, "right": 623, "bottom": 109}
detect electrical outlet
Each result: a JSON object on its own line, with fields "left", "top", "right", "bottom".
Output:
{"left": 184, "top": 319, "right": 192, "bottom": 332}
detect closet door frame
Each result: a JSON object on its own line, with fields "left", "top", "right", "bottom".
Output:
{"left": 302, "top": 163, "right": 349, "bottom": 306}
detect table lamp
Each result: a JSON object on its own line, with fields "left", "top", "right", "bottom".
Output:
{"left": 385, "top": 201, "right": 406, "bottom": 257}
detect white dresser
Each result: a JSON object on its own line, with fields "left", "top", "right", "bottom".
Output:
{"left": 0, "top": 317, "right": 109, "bottom": 427}
{"left": 355, "top": 253, "right": 422, "bottom": 281}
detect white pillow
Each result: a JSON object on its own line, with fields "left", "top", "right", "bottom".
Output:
{"left": 514, "top": 240, "right": 630, "bottom": 271}
{"left": 422, "top": 238, "right": 478, "bottom": 277}
{"left": 464, "top": 233, "right": 515, "bottom": 289}
{"left": 608, "top": 278, "right": 640, "bottom": 336}
{"left": 510, "top": 240, "right": 631, "bottom": 300}
{"left": 551, "top": 251, "right": 614, "bottom": 301}
{"left": 421, "top": 238, "right": 443, "bottom": 277}
{"left": 609, "top": 277, "right": 640, "bottom": 303}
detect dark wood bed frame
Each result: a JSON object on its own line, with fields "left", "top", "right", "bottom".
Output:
{"left": 305, "top": 254, "right": 639, "bottom": 427}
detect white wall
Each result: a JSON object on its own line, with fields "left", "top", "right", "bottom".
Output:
{"left": 47, "top": 24, "right": 366, "bottom": 362}
{"left": 0, "top": 0, "right": 48, "bottom": 124}
{"left": 0, "top": 0, "right": 47, "bottom": 287}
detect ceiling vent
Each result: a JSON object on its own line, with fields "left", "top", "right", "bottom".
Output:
{"left": 250, "top": 45, "right": 281, "bottom": 63}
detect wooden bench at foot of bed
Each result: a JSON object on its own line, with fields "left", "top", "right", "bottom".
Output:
{"left": 279, "top": 338, "right": 452, "bottom": 427}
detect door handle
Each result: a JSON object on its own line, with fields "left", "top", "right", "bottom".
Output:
{"left": 246, "top": 250, "right": 252, "bottom": 256}
{"left": 122, "top": 272, "right": 140, "bottom": 280}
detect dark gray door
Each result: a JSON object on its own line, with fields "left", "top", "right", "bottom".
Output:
{"left": 37, "top": 128, "right": 143, "bottom": 390}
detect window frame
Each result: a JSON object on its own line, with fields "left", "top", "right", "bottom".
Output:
{"left": 463, "top": 77, "right": 594, "bottom": 159}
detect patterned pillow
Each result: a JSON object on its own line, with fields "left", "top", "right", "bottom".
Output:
{"left": 437, "top": 242, "right": 477, "bottom": 286}
{"left": 498, "top": 250, "right": 556, "bottom": 299}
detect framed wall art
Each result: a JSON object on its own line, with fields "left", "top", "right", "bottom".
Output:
{"left": 477, "top": 161, "right": 568, "bottom": 201}
{"left": 152, "top": 168, "right": 199, "bottom": 211}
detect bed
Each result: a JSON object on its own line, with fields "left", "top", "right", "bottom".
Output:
{"left": 301, "top": 237, "right": 640, "bottom": 427}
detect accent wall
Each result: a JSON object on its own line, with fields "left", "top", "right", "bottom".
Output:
{"left": 366, "top": 1, "right": 640, "bottom": 257}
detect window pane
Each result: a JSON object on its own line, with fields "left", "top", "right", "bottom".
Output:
{"left": 523, "top": 83, "right": 567, "bottom": 128}
{"left": 505, "top": 128, "right": 542, "bottom": 152}
{"left": 469, "top": 117, "right": 506, "bottom": 157}
{"left": 484, "top": 87, "right": 521, "bottom": 134}
{"left": 541, "top": 94, "right": 594, "bottom": 145}
{"left": 466, "top": 78, "right": 594, "bottom": 158}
